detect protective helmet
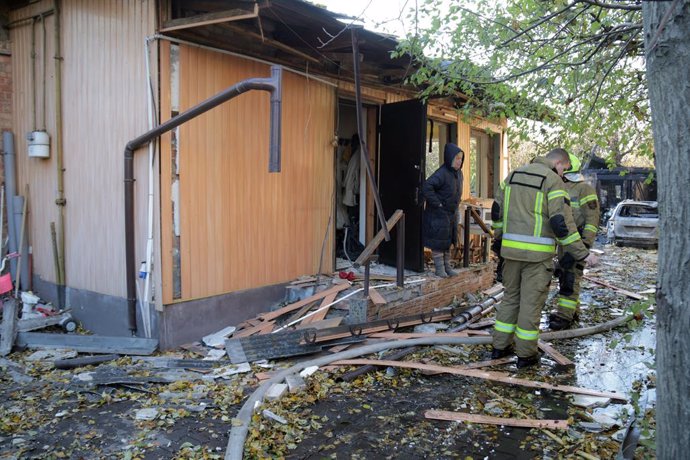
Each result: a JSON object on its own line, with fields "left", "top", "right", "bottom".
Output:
{"left": 563, "top": 153, "right": 585, "bottom": 182}
{"left": 565, "top": 153, "right": 581, "bottom": 174}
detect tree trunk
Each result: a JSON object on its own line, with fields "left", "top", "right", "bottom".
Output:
{"left": 643, "top": 2, "right": 690, "bottom": 459}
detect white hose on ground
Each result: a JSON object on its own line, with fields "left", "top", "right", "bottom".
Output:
{"left": 225, "top": 312, "right": 637, "bottom": 459}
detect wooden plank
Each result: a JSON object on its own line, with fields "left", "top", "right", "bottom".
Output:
{"left": 258, "top": 284, "right": 349, "bottom": 322}
{"left": 160, "top": 6, "right": 258, "bottom": 32}
{"left": 332, "top": 359, "right": 627, "bottom": 401}
{"left": 538, "top": 340, "right": 574, "bottom": 367}
{"left": 0, "top": 299, "right": 19, "bottom": 356}
{"left": 470, "top": 207, "right": 493, "bottom": 236}
{"left": 425, "top": 410, "right": 568, "bottom": 430}
{"left": 296, "top": 317, "right": 343, "bottom": 330}
{"left": 353, "top": 210, "right": 404, "bottom": 267}
{"left": 583, "top": 276, "right": 644, "bottom": 300}
{"left": 456, "top": 356, "right": 515, "bottom": 370}
{"left": 233, "top": 320, "right": 275, "bottom": 338}
{"left": 305, "top": 293, "right": 337, "bottom": 323}
{"left": 17, "top": 312, "right": 73, "bottom": 333}
{"left": 284, "top": 300, "right": 320, "bottom": 326}
{"left": 15, "top": 333, "right": 158, "bottom": 356}
{"left": 368, "top": 288, "right": 387, "bottom": 306}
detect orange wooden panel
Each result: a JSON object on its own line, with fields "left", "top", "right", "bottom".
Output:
{"left": 172, "top": 46, "right": 335, "bottom": 300}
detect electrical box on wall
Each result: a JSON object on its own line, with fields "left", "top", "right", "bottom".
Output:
{"left": 27, "top": 130, "right": 50, "bottom": 158}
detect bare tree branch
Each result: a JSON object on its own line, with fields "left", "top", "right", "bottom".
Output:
{"left": 499, "top": 0, "right": 583, "bottom": 48}
{"left": 582, "top": 0, "right": 642, "bottom": 11}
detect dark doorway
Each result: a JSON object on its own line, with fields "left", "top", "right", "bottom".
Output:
{"left": 377, "top": 100, "right": 427, "bottom": 271}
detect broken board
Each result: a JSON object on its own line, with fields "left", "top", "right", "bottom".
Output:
{"left": 15, "top": 332, "right": 158, "bottom": 355}
{"left": 0, "top": 298, "right": 19, "bottom": 356}
{"left": 225, "top": 328, "right": 364, "bottom": 363}
{"left": 425, "top": 410, "right": 568, "bottom": 430}
{"left": 333, "top": 359, "right": 627, "bottom": 401}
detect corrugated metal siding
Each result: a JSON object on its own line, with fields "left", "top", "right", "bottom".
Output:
{"left": 160, "top": 44, "right": 335, "bottom": 302}
{"left": 10, "top": 0, "right": 156, "bottom": 297}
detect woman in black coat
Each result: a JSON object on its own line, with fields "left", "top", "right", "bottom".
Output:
{"left": 422, "top": 143, "right": 464, "bottom": 277}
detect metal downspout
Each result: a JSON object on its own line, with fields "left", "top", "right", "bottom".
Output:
{"left": 54, "top": 0, "right": 66, "bottom": 307}
{"left": 124, "top": 66, "right": 283, "bottom": 334}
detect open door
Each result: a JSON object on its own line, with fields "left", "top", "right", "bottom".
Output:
{"left": 378, "top": 99, "right": 427, "bottom": 271}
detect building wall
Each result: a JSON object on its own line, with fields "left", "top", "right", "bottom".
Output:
{"left": 159, "top": 42, "right": 336, "bottom": 303}
{"left": 9, "top": 0, "right": 156, "bottom": 299}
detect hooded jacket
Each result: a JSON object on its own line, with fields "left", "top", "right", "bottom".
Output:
{"left": 422, "top": 143, "right": 464, "bottom": 251}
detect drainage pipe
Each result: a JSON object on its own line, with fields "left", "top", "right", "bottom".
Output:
{"left": 54, "top": 0, "right": 66, "bottom": 307}
{"left": 124, "top": 66, "right": 282, "bottom": 333}
{"left": 140, "top": 36, "right": 158, "bottom": 339}
{"left": 2, "top": 131, "right": 18, "bottom": 280}
{"left": 225, "top": 312, "right": 639, "bottom": 459}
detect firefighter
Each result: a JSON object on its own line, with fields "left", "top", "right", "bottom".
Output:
{"left": 491, "top": 148, "right": 597, "bottom": 368}
{"left": 549, "top": 153, "right": 601, "bottom": 330}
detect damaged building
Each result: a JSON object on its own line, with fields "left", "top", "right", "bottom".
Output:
{"left": 3, "top": 0, "right": 510, "bottom": 349}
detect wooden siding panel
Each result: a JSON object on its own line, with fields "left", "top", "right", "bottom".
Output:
{"left": 170, "top": 46, "right": 335, "bottom": 300}
{"left": 11, "top": 0, "right": 156, "bottom": 297}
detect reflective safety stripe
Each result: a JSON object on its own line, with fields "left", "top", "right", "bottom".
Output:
{"left": 502, "top": 238, "right": 556, "bottom": 253}
{"left": 503, "top": 186, "right": 512, "bottom": 234}
{"left": 580, "top": 194, "right": 598, "bottom": 205}
{"left": 558, "top": 298, "right": 578, "bottom": 310}
{"left": 515, "top": 327, "right": 539, "bottom": 341}
{"left": 494, "top": 320, "right": 516, "bottom": 334}
{"left": 503, "top": 233, "right": 556, "bottom": 245}
{"left": 584, "top": 224, "right": 598, "bottom": 233}
{"left": 571, "top": 200, "right": 580, "bottom": 208}
{"left": 558, "top": 232, "right": 582, "bottom": 246}
{"left": 500, "top": 180, "right": 506, "bottom": 190}
{"left": 534, "top": 191, "right": 544, "bottom": 237}
{"left": 492, "top": 221, "right": 503, "bottom": 229}
{"left": 548, "top": 190, "right": 569, "bottom": 201}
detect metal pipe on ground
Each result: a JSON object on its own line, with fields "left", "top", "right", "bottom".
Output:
{"left": 124, "top": 66, "right": 283, "bottom": 334}
{"left": 339, "top": 290, "right": 504, "bottom": 382}
{"left": 226, "top": 312, "right": 640, "bottom": 459}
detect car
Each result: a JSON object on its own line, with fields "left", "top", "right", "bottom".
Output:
{"left": 606, "top": 200, "right": 659, "bottom": 247}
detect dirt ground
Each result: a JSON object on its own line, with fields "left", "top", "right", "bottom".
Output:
{"left": 0, "top": 242, "right": 657, "bottom": 459}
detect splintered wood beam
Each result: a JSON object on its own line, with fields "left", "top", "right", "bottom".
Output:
{"left": 353, "top": 209, "right": 404, "bottom": 267}
{"left": 538, "top": 340, "right": 574, "bottom": 367}
{"left": 332, "top": 359, "right": 627, "bottom": 401}
{"left": 258, "top": 284, "right": 350, "bottom": 322}
{"left": 223, "top": 23, "right": 321, "bottom": 64}
{"left": 305, "top": 293, "right": 338, "bottom": 323}
{"left": 470, "top": 207, "right": 493, "bottom": 237}
{"left": 368, "top": 288, "right": 387, "bottom": 306}
{"left": 160, "top": 5, "right": 259, "bottom": 32}
{"left": 583, "top": 276, "right": 644, "bottom": 300}
{"left": 425, "top": 410, "right": 569, "bottom": 430}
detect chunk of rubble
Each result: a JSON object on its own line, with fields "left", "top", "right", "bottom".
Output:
{"left": 26, "top": 349, "right": 77, "bottom": 362}
{"left": 262, "top": 409, "right": 288, "bottom": 424}
{"left": 202, "top": 326, "right": 236, "bottom": 347}
{"left": 299, "top": 366, "right": 319, "bottom": 378}
{"left": 572, "top": 394, "right": 611, "bottom": 408}
{"left": 135, "top": 408, "right": 159, "bottom": 421}
{"left": 265, "top": 383, "right": 288, "bottom": 401}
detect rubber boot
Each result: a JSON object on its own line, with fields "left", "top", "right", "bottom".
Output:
{"left": 432, "top": 254, "right": 448, "bottom": 278}
{"left": 443, "top": 251, "right": 458, "bottom": 276}
{"left": 548, "top": 312, "right": 572, "bottom": 331}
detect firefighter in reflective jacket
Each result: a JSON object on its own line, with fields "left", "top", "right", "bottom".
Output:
{"left": 491, "top": 148, "right": 596, "bottom": 368}
{"left": 548, "top": 153, "right": 601, "bottom": 330}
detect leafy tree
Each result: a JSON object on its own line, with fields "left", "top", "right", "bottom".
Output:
{"left": 394, "top": 0, "right": 653, "bottom": 164}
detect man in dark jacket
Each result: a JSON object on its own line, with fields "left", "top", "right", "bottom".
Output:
{"left": 422, "top": 143, "right": 464, "bottom": 277}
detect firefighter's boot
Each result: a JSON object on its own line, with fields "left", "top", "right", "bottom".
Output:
{"left": 432, "top": 253, "right": 448, "bottom": 278}
{"left": 443, "top": 251, "right": 458, "bottom": 276}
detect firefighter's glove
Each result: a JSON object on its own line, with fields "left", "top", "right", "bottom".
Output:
{"left": 491, "top": 239, "right": 502, "bottom": 255}
{"left": 559, "top": 270, "right": 575, "bottom": 297}
{"left": 559, "top": 252, "right": 576, "bottom": 270}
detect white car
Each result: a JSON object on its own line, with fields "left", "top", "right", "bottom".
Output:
{"left": 606, "top": 200, "right": 659, "bottom": 247}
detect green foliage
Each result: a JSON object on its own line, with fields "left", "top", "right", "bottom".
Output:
{"left": 395, "top": 0, "right": 654, "bottom": 163}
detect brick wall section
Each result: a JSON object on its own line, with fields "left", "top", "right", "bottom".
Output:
{"left": 368, "top": 263, "right": 496, "bottom": 321}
